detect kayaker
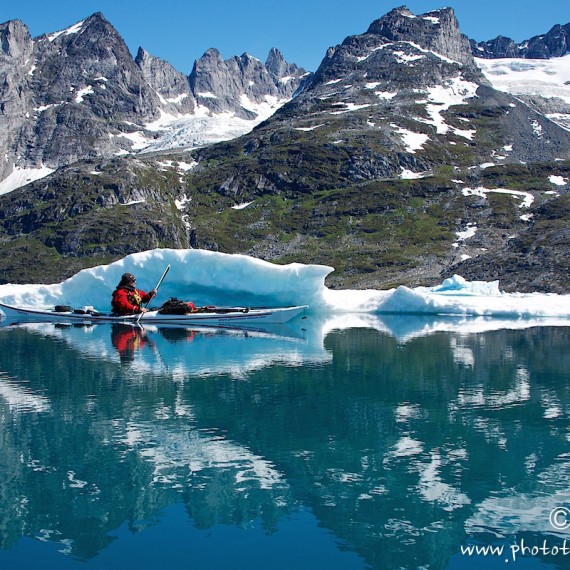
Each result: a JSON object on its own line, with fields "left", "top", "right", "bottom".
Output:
{"left": 111, "top": 273, "right": 156, "bottom": 315}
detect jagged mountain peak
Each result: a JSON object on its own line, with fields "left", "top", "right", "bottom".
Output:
{"left": 199, "top": 47, "right": 224, "bottom": 62}
{"left": 135, "top": 45, "right": 177, "bottom": 70}
{"left": 134, "top": 46, "right": 151, "bottom": 62}
{"left": 366, "top": 5, "right": 474, "bottom": 66}
{"left": 32, "top": 11, "right": 135, "bottom": 73}
{"left": 266, "top": 47, "right": 304, "bottom": 79}
{"left": 473, "top": 21, "right": 570, "bottom": 59}
{"left": 188, "top": 45, "right": 306, "bottom": 119}
{"left": 367, "top": 5, "right": 458, "bottom": 32}
{"left": 239, "top": 52, "right": 262, "bottom": 62}
{"left": 34, "top": 11, "right": 114, "bottom": 44}
{"left": 266, "top": 47, "right": 285, "bottom": 67}
{"left": 135, "top": 45, "right": 195, "bottom": 114}
{"left": 306, "top": 4, "right": 483, "bottom": 96}
{"left": 0, "top": 19, "right": 33, "bottom": 59}
{"left": 85, "top": 11, "right": 108, "bottom": 23}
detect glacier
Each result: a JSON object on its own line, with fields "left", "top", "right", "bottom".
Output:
{"left": 475, "top": 54, "right": 570, "bottom": 106}
{"left": 476, "top": 53, "right": 570, "bottom": 131}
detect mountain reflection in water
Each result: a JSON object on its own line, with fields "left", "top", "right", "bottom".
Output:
{"left": 0, "top": 315, "right": 569, "bottom": 569}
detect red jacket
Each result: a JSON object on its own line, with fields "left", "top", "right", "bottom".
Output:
{"left": 112, "top": 326, "right": 148, "bottom": 353}
{"left": 112, "top": 286, "right": 154, "bottom": 315}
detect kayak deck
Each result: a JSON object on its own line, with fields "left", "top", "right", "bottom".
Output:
{"left": 0, "top": 302, "right": 308, "bottom": 325}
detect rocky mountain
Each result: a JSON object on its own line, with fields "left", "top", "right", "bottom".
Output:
{"left": 134, "top": 47, "right": 196, "bottom": 116}
{"left": 471, "top": 22, "right": 570, "bottom": 59}
{"left": 190, "top": 47, "right": 305, "bottom": 119}
{"left": 0, "top": 6, "right": 569, "bottom": 292}
{"left": 0, "top": 12, "right": 307, "bottom": 193}
{"left": 0, "top": 14, "right": 159, "bottom": 185}
{"left": 181, "top": 6, "right": 570, "bottom": 292}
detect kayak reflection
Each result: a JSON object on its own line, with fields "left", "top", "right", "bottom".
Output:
{"left": 0, "top": 318, "right": 330, "bottom": 377}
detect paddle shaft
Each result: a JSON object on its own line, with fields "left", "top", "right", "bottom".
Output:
{"left": 136, "top": 264, "right": 170, "bottom": 323}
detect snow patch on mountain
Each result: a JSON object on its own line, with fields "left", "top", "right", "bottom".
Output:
{"left": 392, "top": 125, "right": 429, "bottom": 153}
{"left": 549, "top": 175, "right": 568, "bottom": 186}
{"left": 0, "top": 166, "right": 55, "bottom": 196}
{"left": 454, "top": 223, "right": 478, "bottom": 245}
{"left": 462, "top": 186, "right": 534, "bottom": 221}
{"left": 400, "top": 168, "right": 429, "bottom": 179}
{"left": 74, "top": 86, "right": 95, "bottom": 103}
{"left": 373, "top": 90, "right": 398, "bottom": 100}
{"left": 414, "top": 76, "right": 479, "bottom": 135}
{"left": 45, "top": 20, "right": 85, "bottom": 42}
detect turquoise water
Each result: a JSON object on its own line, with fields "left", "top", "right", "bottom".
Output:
{"left": 1, "top": 318, "right": 570, "bottom": 569}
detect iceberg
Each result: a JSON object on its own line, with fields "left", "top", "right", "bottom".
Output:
{"left": 0, "top": 248, "right": 570, "bottom": 321}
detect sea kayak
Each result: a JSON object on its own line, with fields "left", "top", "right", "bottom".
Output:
{"left": 0, "top": 302, "right": 308, "bottom": 326}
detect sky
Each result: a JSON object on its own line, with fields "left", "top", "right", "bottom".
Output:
{"left": 1, "top": 0, "right": 569, "bottom": 74}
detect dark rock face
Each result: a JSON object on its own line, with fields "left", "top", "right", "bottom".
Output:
{"left": 0, "top": 19, "right": 33, "bottom": 59}
{"left": 472, "top": 22, "right": 570, "bottom": 59}
{"left": 135, "top": 47, "right": 196, "bottom": 115}
{"left": 366, "top": 6, "right": 476, "bottom": 67}
{"left": 0, "top": 13, "right": 162, "bottom": 179}
{"left": 0, "top": 20, "right": 35, "bottom": 180}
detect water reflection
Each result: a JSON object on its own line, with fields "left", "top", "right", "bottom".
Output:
{"left": 0, "top": 316, "right": 569, "bottom": 568}
{"left": 111, "top": 324, "right": 155, "bottom": 364}
{"left": 0, "top": 316, "right": 329, "bottom": 378}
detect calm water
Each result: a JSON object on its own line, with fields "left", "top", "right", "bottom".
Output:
{"left": 1, "top": 316, "right": 570, "bottom": 569}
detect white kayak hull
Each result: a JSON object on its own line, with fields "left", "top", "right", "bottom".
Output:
{"left": 0, "top": 302, "right": 308, "bottom": 326}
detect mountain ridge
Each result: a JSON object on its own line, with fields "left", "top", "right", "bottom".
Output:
{"left": 471, "top": 21, "right": 570, "bottom": 59}
{"left": 171, "top": 6, "right": 569, "bottom": 292}
{"left": 0, "top": 11, "right": 308, "bottom": 191}
{"left": 0, "top": 6, "right": 569, "bottom": 292}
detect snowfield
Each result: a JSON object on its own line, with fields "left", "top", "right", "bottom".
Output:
{"left": 476, "top": 54, "right": 570, "bottom": 106}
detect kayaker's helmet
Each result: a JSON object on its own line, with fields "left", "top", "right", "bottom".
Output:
{"left": 119, "top": 272, "right": 136, "bottom": 287}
